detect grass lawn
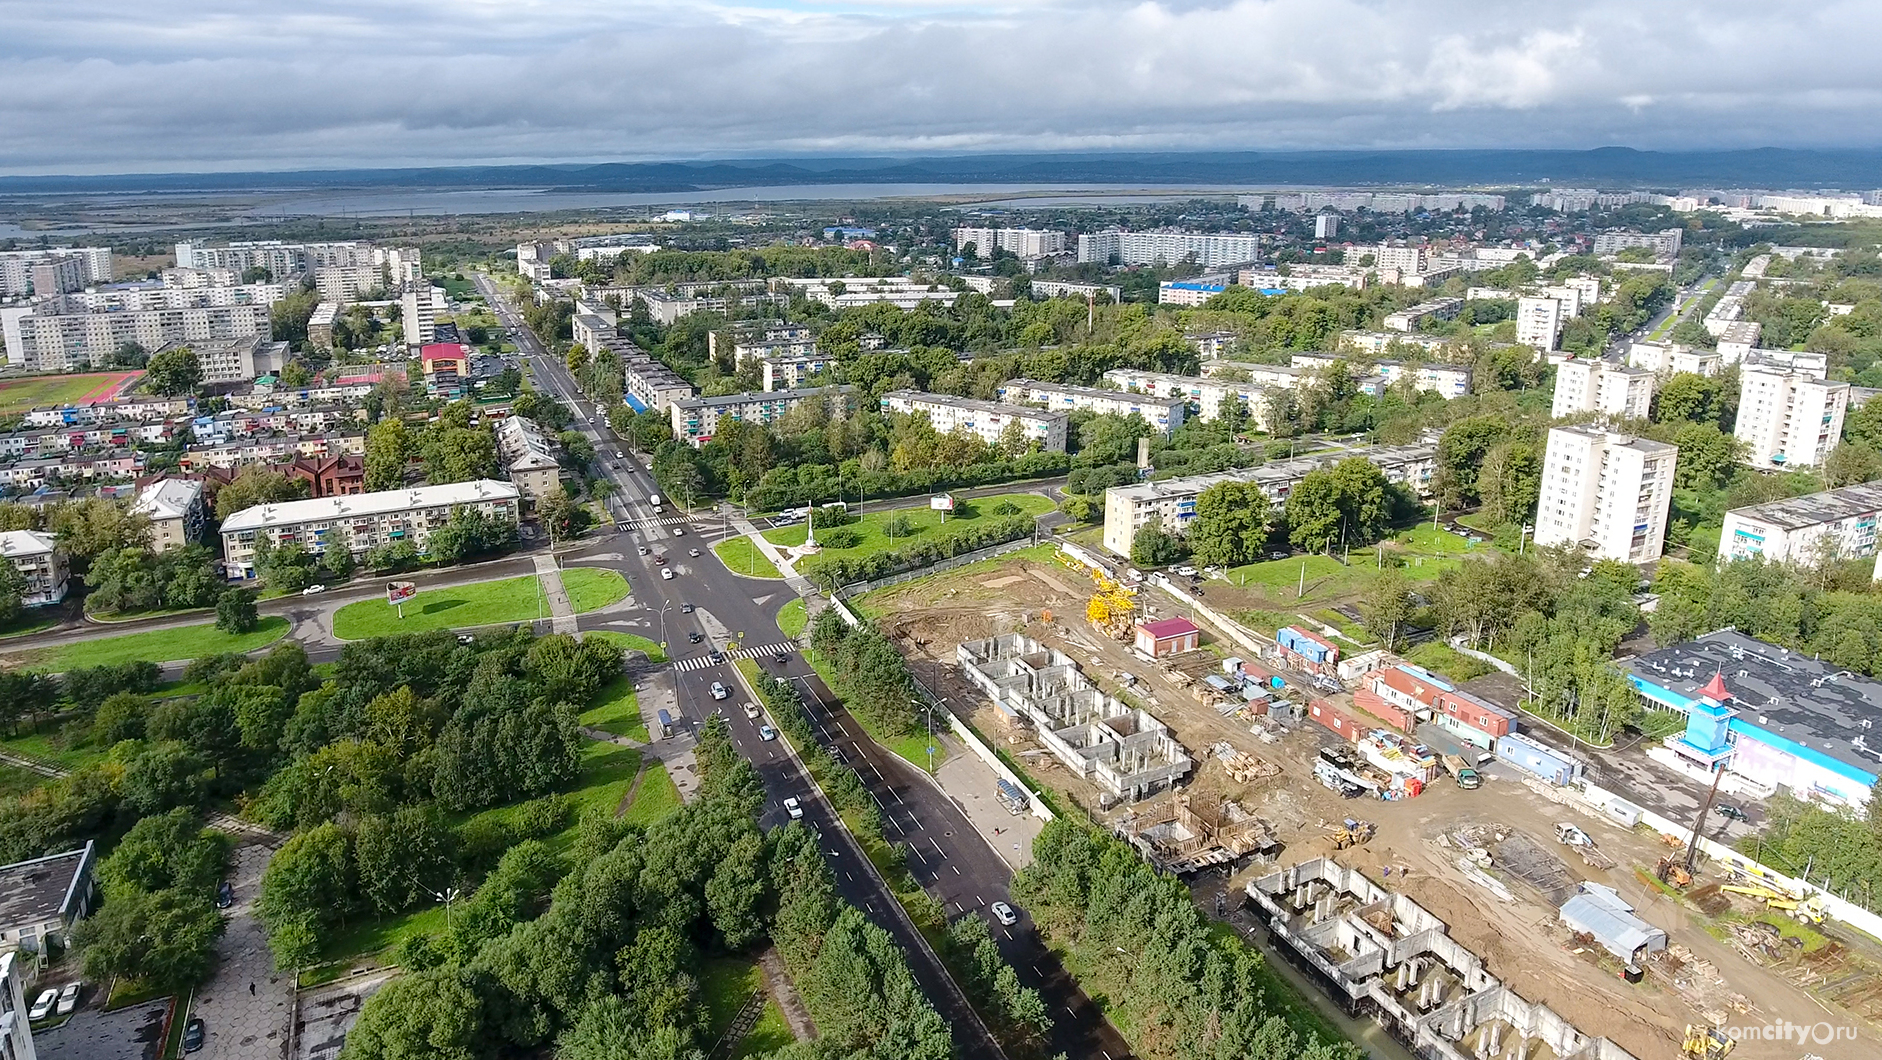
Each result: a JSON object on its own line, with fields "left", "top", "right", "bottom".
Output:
{"left": 700, "top": 958, "right": 796, "bottom": 1058}
{"left": 620, "top": 759, "right": 681, "bottom": 826}
{"left": 0, "top": 764, "right": 46, "bottom": 798}
{"left": 561, "top": 567, "right": 630, "bottom": 612}
{"left": 1403, "top": 641, "right": 1493, "bottom": 683}
{"left": 580, "top": 676, "right": 649, "bottom": 741}
{"left": 14, "top": 616, "right": 290, "bottom": 671}
{"left": 851, "top": 542, "right": 1058, "bottom": 620}
{"left": 0, "top": 372, "right": 134, "bottom": 414}
{"left": 332, "top": 574, "right": 548, "bottom": 639}
{"left": 714, "top": 536, "right": 784, "bottom": 579}
{"left": 762, "top": 493, "right": 1053, "bottom": 566}
{"left": 799, "top": 653, "right": 944, "bottom": 771}
{"left": 776, "top": 598, "right": 807, "bottom": 639}
{"left": 0, "top": 612, "right": 58, "bottom": 639}
{"left": 1223, "top": 553, "right": 1354, "bottom": 601}
{"left": 1, "top": 726, "right": 111, "bottom": 773}
{"left": 584, "top": 630, "right": 667, "bottom": 664}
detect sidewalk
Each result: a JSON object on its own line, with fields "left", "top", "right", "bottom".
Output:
{"left": 726, "top": 514, "right": 817, "bottom": 597}
{"left": 930, "top": 730, "right": 1042, "bottom": 871}
{"left": 533, "top": 553, "right": 578, "bottom": 635}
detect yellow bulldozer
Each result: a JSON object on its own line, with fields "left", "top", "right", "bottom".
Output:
{"left": 1682, "top": 1024, "right": 1735, "bottom": 1059}
{"left": 1327, "top": 818, "right": 1376, "bottom": 850}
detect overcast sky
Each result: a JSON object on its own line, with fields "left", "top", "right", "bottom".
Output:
{"left": 4, "top": 0, "right": 1880, "bottom": 174}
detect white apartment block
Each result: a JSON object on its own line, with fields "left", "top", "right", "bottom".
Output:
{"left": 1314, "top": 213, "right": 1340, "bottom": 240}
{"left": 1735, "top": 365, "right": 1849, "bottom": 469}
{"left": 1289, "top": 352, "right": 1472, "bottom": 399}
{"left": 768, "top": 277, "right": 960, "bottom": 310}
{"left": 0, "top": 246, "right": 111, "bottom": 296}
{"left": 4, "top": 303, "right": 271, "bottom": 372}
{"left": 401, "top": 285, "right": 448, "bottom": 348}
{"left": 1211, "top": 361, "right": 1311, "bottom": 393}
{"left": 1077, "top": 230, "right": 1263, "bottom": 268}
{"left": 1516, "top": 296, "right": 1564, "bottom": 350}
{"left": 1551, "top": 358, "right": 1655, "bottom": 420}
{"left": 0, "top": 530, "right": 69, "bottom": 605}
{"left": 176, "top": 240, "right": 403, "bottom": 276}
{"left": 493, "top": 415, "right": 562, "bottom": 502}
{"left": 1338, "top": 331, "right": 1453, "bottom": 357}
{"left": 57, "top": 278, "right": 289, "bottom": 313}
{"left": 132, "top": 478, "right": 206, "bottom": 553}
{"left": 1101, "top": 445, "right": 1438, "bottom": 557}
{"left": 1626, "top": 341, "right": 1720, "bottom": 377}
{"left": 1720, "top": 482, "right": 1882, "bottom": 570}
{"left": 1157, "top": 282, "right": 1227, "bottom": 307}
{"left": 220, "top": 480, "right": 520, "bottom": 580}
{"left": 193, "top": 336, "right": 289, "bottom": 384}
{"left": 1533, "top": 426, "right": 1677, "bottom": 564}
{"left": 1592, "top": 229, "right": 1683, "bottom": 259}
{"left": 762, "top": 356, "right": 832, "bottom": 392}
{"left": 1382, "top": 298, "right": 1462, "bottom": 332}
{"left": 1715, "top": 321, "right": 1763, "bottom": 363}
{"left": 1237, "top": 265, "right": 1371, "bottom": 292}
{"left": 315, "top": 264, "right": 389, "bottom": 304}
{"left": 998, "top": 379, "right": 1187, "bottom": 434}
{"left": 953, "top": 227, "right": 1066, "bottom": 259}
{"left": 1742, "top": 348, "right": 1828, "bottom": 379}
{"left": 1264, "top": 191, "right": 1506, "bottom": 213}
{"left": 571, "top": 310, "right": 614, "bottom": 352}
{"left": 0, "top": 950, "right": 41, "bottom": 1060}
{"left": 1102, "top": 368, "right": 1272, "bottom": 429}
{"left": 669, "top": 387, "right": 852, "bottom": 448}
{"left": 1371, "top": 244, "right": 1428, "bottom": 273}
{"left": 879, "top": 391, "right": 1067, "bottom": 452}
{"left": 1029, "top": 279, "right": 1123, "bottom": 302}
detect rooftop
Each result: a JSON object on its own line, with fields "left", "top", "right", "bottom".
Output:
{"left": 131, "top": 477, "right": 202, "bottom": 520}
{"left": 0, "top": 529, "right": 57, "bottom": 558}
{"left": 0, "top": 843, "right": 92, "bottom": 929}
{"left": 1139, "top": 617, "right": 1201, "bottom": 638}
{"left": 673, "top": 385, "right": 851, "bottom": 411}
{"left": 1003, "top": 378, "right": 1183, "bottom": 405}
{"left": 1548, "top": 424, "right": 1678, "bottom": 456}
{"left": 882, "top": 390, "right": 1068, "bottom": 421}
{"left": 1724, "top": 480, "right": 1882, "bottom": 531}
{"left": 1626, "top": 629, "right": 1882, "bottom": 779}
{"left": 220, "top": 479, "right": 519, "bottom": 532}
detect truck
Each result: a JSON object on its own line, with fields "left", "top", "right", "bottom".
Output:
{"left": 1442, "top": 754, "right": 1482, "bottom": 789}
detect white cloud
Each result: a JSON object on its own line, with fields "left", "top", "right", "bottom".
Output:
{"left": 0, "top": 0, "right": 1879, "bottom": 172}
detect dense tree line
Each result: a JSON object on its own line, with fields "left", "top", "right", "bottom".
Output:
{"left": 71, "top": 809, "right": 229, "bottom": 988}
{"left": 1742, "top": 789, "right": 1882, "bottom": 914}
{"left": 808, "top": 608, "right": 922, "bottom": 741}
{"left": 1650, "top": 557, "right": 1882, "bottom": 679}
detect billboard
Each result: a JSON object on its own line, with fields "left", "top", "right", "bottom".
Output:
{"left": 930, "top": 494, "right": 955, "bottom": 511}
{"left": 386, "top": 581, "right": 417, "bottom": 605}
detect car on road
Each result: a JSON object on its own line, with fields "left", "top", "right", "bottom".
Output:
{"left": 681, "top": 603, "right": 694, "bottom": 613}
{"left": 56, "top": 982, "right": 81, "bottom": 1016}
{"left": 783, "top": 796, "right": 804, "bottom": 819}
{"left": 28, "top": 989, "right": 56, "bottom": 1021}
{"left": 744, "top": 702, "right": 762, "bottom": 719}
{"left": 689, "top": 548, "right": 701, "bottom": 557}
{"left": 661, "top": 568, "right": 674, "bottom": 580}
{"left": 990, "top": 901, "right": 1019, "bottom": 926}
{"left": 183, "top": 1018, "right": 206, "bottom": 1053}
{"left": 652, "top": 554, "right": 667, "bottom": 565}
{"left": 301, "top": 584, "right": 325, "bottom": 596}
{"left": 710, "top": 682, "right": 729, "bottom": 700}
{"left": 1716, "top": 804, "right": 1748, "bottom": 822}
{"left": 637, "top": 546, "right": 650, "bottom": 555}
{"left": 708, "top": 650, "right": 725, "bottom": 664}
{"left": 774, "top": 654, "right": 789, "bottom": 667}
{"left": 758, "top": 725, "right": 777, "bottom": 741}
{"left": 672, "top": 527, "right": 684, "bottom": 536}
{"left": 216, "top": 879, "right": 233, "bottom": 908}
{"left": 1174, "top": 565, "right": 1198, "bottom": 577}
{"left": 688, "top": 631, "right": 703, "bottom": 644}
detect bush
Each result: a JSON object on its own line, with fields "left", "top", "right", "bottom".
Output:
{"left": 801, "top": 514, "right": 1034, "bottom": 587}
{"left": 815, "top": 527, "right": 862, "bottom": 549}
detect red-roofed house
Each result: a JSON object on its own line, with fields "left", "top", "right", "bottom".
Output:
{"left": 421, "top": 343, "right": 472, "bottom": 400}
{"left": 1135, "top": 616, "right": 1200, "bottom": 658}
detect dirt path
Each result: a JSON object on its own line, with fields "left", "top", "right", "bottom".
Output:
{"left": 613, "top": 754, "right": 649, "bottom": 816}
{"left": 756, "top": 947, "right": 816, "bottom": 1043}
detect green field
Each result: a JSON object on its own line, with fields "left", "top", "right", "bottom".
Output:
{"left": 620, "top": 760, "right": 681, "bottom": 826}
{"left": 0, "top": 372, "right": 131, "bottom": 414}
{"left": 700, "top": 958, "right": 795, "bottom": 1058}
{"left": 714, "top": 536, "right": 784, "bottom": 579}
{"left": 0, "top": 764, "right": 45, "bottom": 798}
{"left": 763, "top": 494, "right": 1053, "bottom": 567}
{"left": 12, "top": 616, "right": 291, "bottom": 672}
{"left": 561, "top": 567, "right": 630, "bottom": 612}
{"left": 580, "top": 675, "right": 649, "bottom": 741}
{"left": 776, "top": 598, "right": 807, "bottom": 639}
{"left": 584, "top": 630, "right": 667, "bottom": 664}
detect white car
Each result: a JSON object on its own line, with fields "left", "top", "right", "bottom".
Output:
{"left": 672, "top": 527, "right": 684, "bottom": 537}
{"left": 661, "top": 568, "right": 674, "bottom": 580}
{"left": 710, "top": 682, "right": 729, "bottom": 700}
{"left": 990, "top": 901, "right": 1019, "bottom": 926}
{"left": 1174, "top": 566, "right": 1199, "bottom": 578}
{"left": 689, "top": 548, "right": 701, "bottom": 557}
{"left": 637, "top": 546, "right": 650, "bottom": 556}
{"left": 301, "top": 584, "right": 325, "bottom": 596}
{"left": 758, "top": 725, "right": 777, "bottom": 742}
{"left": 783, "top": 796, "right": 804, "bottom": 820}
{"left": 743, "top": 702, "right": 762, "bottom": 720}
{"left": 28, "top": 988, "right": 56, "bottom": 1021}
{"left": 56, "top": 982, "right": 80, "bottom": 1016}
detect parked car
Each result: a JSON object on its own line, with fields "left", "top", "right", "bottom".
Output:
{"left": 783, "top": 796, "right": 804, "bottom": 820}
{"left": 1716, "top": 804, "right": 1748, "bottom": 822}
{"left": 1174, "top": 565, "right": 1198, "bottom": 577}
{"left": 216, "top": 879, "right": 234, "bottom": 908}
{"left": 28, "top": 989, "right": 56, "bottom": 1021}
{"left": 637, "top": 546, "right": 650, "bottom": 556}
{"left": 758, "top": 725, "right": 777, "bottom": 742}
{"left": 301, "top": 584, "right": 325, "bottom": 596}
{"left": 183, "top": 1018, "right": 206, "bottom": 1053}
{"left": 56, "top": 982, "right": 81, "bottom": 1016}
{"left": 990, "top": 901, "right": 1019, "bottom": 926}
{"left": 710, "top": 682, "right": 729, "bottom": 700}
{"left": 652, "top": 554, "right": 667, "bottom": 565}
{"left": 672, "top": 527, "right": 684, "bottom": 536}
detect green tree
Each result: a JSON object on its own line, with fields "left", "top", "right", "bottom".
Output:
{"left": 214, "top": 467, "right": 311, "bottom": 520}
{"left": 423, "top": 426, "right": 499, "bottom": 484}
{"left": 340, "top": 969, "right": 490, "bottom": 1060}
{"left": 216, "top": 587, "right": 259, "bottom": 633}
{"left": 1129, "top": 519, "right": 1186, "bottom": 569}
{"left": 259, "top": 823, "right": 357, "bottom": 966}
{"left": 1671, "top": 423, "right": 1745, "bottom": 489}
{"left": 354, "top": 805, "right": 454, "bottom": 916}
{"left": 536, "top": 489, "right": 576, "bottom": 543}
{"left": 365, "top": 419, "right": 413, "bottom": 492}
{"left": 1358, "top": 569, "right": 1416, "bottom": 650}
{"left": 144, "top": 347, "right": 204, "bottom": 396}
{"left": 1186, "top": 481, "right": 1273, "bottom": 568}
{"left": 1653, "top": 372, "right": 1723, "bottom": 425}
{"left": 118, "top": 741, "right": 208, "bottom": 815}
{"left": 1823, "top": 442, "right": 1882, "bottom": 489}
{"left": 72, "top": 888, "right": 224, "bottom": 986}
{"left": 96, "top": 808, "right": 227, "bottom": 898}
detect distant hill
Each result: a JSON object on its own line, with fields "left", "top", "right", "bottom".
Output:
{"left": 5, "top": 148, "right": 1880, "bottom": 194}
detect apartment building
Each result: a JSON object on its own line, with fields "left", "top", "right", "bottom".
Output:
{"left": 308, "top": 302, "right": 339, "bottom": 348}
{"left": 1371, "top": 243, "right": 1429, "bottom": 273}
{"left": 1077, "top": 230, "right": 1263, "bottom": 268}
{"left": 771, "top": 277, "right": 962, "bottom": 310}
{"left": 1314, "top": 213, "right": 1340, "bottom": 240}
{"left": 400, "top": 285, "right": 448, "bottom": 348}
{"left": 191, "top": 336, "right": 290, "bottom": 384}
{"left": 1382, "top": 298, "right": 1462, "bottom": 332}
{"left": 1211, "top": 361, "right": 1312, "bottom": 392}
{"left": 1236, "top": 264, "right": 1371, "bottom": 292}
{"left": 1592, "top": 229, "right": 1683, "bottom": 259}
{"left": 29, "top": 256, "right": 86, "bottom": 297}
{"left": 997, "top": 379, "right": 1187, "bottom": 434}
{"left": 1626, "top": 341, "right": 1720, "bottom": 377}
{"left": 176, "top": 240, "right": 407, "bottom": 276}
{"left": 953, "top": 227, "right": 1067, "bottom": 259}
{"left": 669, "top": 387, "right": 853, "bottom": 448}
{"left": 493, "top": 415, "right": 563, "bottom": 502}
{"left": 1100, "top": 445, "right": 1438, "bottom": 557}
{"left": 56, "top": 278, "right": 290, "bottom": 313}
{"left": 731, "top": 334, "right": 818, "bottom": 365}
{"left": 0, "top": 949, "right": 40, "bottom": 1060}
{"left": 1714, "top": 321, "right": 1764, "bottom": 363}
{"left": 131, "top": 478, "right": 206, "bottom": 552}
{"left": 0, "top": 246, "right": 112, "bottom": 296}
{"left": 879, "top": 391, "right": 1067, "bottom": 452}
{"left": 1742, "top": 348, "right": 1829, "bottom": 379}
{"left": 1101, "top": 368, "right": 1272, "bottom": 429}
{"left": 1551, "top": 358, "right": 1655, "bottom": 420}
{"left": 1533, "top": 426, "right": 1677, "bottom": 564}
{"left": 762, "top": 355, "right": 833, "bottom": 392}
{"left": 1719, "top": 482, "right": 1882, "bottom": 569}
{"left": 0, "top": 530, "right": 69, "bottom": 605}
{"left": 571, "top": 308, "right": 614, "bottom": 352}
{"left": 1735, "top": 365, "right": 1849, "bottom": 469}
{"left": 1337, "top": 331, "right": 1453, "bottom": 357}
{"left": 1516, "top": 295, "right": 1564, "bottom": 350}
{"left": 1158, "top": 282, "right": 1227, "bottom": 307}
{"left": 1290, "top": 352, "right": 1472, "bottom": 398}
{"left": 220, "top": 480, "right": 520, "bottom": 580}
{"left": 3, "top": 303, "right": 272, "bottom": 372}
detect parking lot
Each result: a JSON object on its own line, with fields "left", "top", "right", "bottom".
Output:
{"left": 34, "top": 998, "right": 170, "bottom": 1060}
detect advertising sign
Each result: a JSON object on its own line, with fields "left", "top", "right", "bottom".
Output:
{"left": 386, "top": 581, "right": 417, "bottom": 606}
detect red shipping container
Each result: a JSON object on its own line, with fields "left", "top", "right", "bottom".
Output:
{"left": 1434, "top": 690, "right": 1514, "bottom": 738}
{"left": 1354, "top": 687, "right": 1414, "bottom": 734}
{"left": 1308, "top": 698, "right": 1362, "bottom": 739}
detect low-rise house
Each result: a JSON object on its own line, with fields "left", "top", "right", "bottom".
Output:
{"left": 0, "top": 842, "right": 96, "bottom": 959}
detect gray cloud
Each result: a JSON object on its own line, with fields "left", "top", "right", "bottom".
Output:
{"left": 2, "top": 0, "right": 1880, "bottom": 172}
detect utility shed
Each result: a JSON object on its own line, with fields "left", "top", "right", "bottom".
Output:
{"left": 1559, "top": 883, "right": 1666, "bottom": 966}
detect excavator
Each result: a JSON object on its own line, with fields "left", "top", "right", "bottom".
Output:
{"left": 1682, "top": 1024, "right": 1735, "bottom": 1059}
{"left": 1720, "top": 882, "right": 1828, "bottom": 924}
{"left": 1327, "top": 818, "right": 1376, "bottom": 850}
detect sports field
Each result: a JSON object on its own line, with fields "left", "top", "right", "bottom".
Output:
{"left": 0, "top": 372, "right": 142, "bottom": 414}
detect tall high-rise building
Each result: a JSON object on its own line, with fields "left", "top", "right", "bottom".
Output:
{"left": 1076, "top": 230, "right": 1262, "bottom": 268}
{"left": 1314, "top": 212, "right": 1340, "bottom": 240}
{"left": 400, "top": 285, "right": 447, "bottom": 349}
{"left": 1734, "top": 364, "right": 1849, "bottom": 469}
{"left": 1517, "top": 295, "right": 1564, "bottom": 350}
{"left": 952, "top": 227, "right": 1066, "bottom": 259}
{"left": 1533, "top": 426, "right": 1678, "bottom": 564}
{"left": 1551, "top": 358, "right": 1655, "bottom": 420}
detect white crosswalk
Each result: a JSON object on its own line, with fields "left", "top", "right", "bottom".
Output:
{"left": 614, "top": 515, "right": 689, "bottom": 532}
{"left": 671, "top": 642, "right": 801, "bottom": 673}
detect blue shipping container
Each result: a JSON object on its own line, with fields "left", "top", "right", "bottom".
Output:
{"left": 1495, "top": 733, "right": 1581, "bottom": 785}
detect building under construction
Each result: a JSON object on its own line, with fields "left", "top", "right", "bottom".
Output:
{"left": 1124, "top": 791, "right": 1278, "bottom": 874}
{"left": 957, "top": 634, "right": 1193, "bottom": 801}
{"left": 1247, "top": 857, "right": 1638, "bottom": 1060}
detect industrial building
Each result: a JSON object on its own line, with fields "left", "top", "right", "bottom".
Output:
{"left": 957, "top": 634, "right": 1192, "bottom": 801}
{"left": 997, "top": 378, "right": 1187, "bottom": 433}
{"left": 1718, "top": 480, "right": 1882, "bottom": 570}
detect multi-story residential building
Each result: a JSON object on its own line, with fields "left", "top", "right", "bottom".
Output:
{"left": 1719, "top": 481, "right": 1882, "bottom": 569}
{"left": 1337, "top": 331, "right": 1454, "bottom": 357}
{"left": 1516, "top": 295, "right": 1564, "bottom": 350}
{"left": 1741, "top": 348, "right": 1829, "bottom": 379}
{"left": 997, "top": 379, "right": 1187, "bottom": 434}
{"left": 3, "top": 302, "right": 271, "bottom": 372}
{"left": 420, "top": 342, "right": 470, "bottom": 400}
{"left": 0, "top": 949, "right": 40, "bottom": 1060}
{"left": 1626, "top": 341, "right": 1720, "bottom": 377}
{"left": 1028, "top": 279, "right": 1123, "bottom": 302}
{"left": 770, "top": 277, "right": 962, "bottom": 310}
{"left": 731, "top": 334, "right": 818, "bottom": 365}
{"left": 1211, "top": 361, "right": 1312, "bottom": 392}
{"left": 220, "top": 479, "right": 520, "bottom": 580}
{"left": 879, "top": 391, "right": 1067, "bottom": 452}
{"left": 192, "top": 336, "right": 290, "bottom": 384}
{"left": 1382, "top": 298, "right": 1462, "bottom": 332}
{"left": 1714, "top": 320, "right": 1763, "bottom": 363}
{"left": 1100, "top": 445, "right": 1438, "bottom": 557}
{"left": 1157, "top": 281, "right": 1227, "bottom": 307}
{"left": 56, "top": 277, "right": 290, "bottom": 313}
{"left": 29, "top": 255, "right": 86, "bottom": 297}
{"left": 307, "top": 302, "right": 339, "bottom": 348}
{"left": 0, "top": 246, "right": 112, "bottom": 295}
{"left": 1551, "top": 358, "right": 1655, "bottom": 420}
{"left": 669, "top": 387, "right": 854, "bottom": 448}
{"left": 1532, "top": 426, "right": 1677, "bottom": 564}
{"left": 1101, "top": 368, "right": 1272, "bottom": 429}
{"left": 1735, "top": 365, "right": 1849, "bottom": 469}
{"left": 0, "top": 530, "right": 69, "bottom": 605}
{"left": 315, "top": 264, "right": 389, "bottom": 304}
{"left": 1185, "top": 331, "right": 1238, "bottom": 359}
{"left": 1235, "top": 264, "right": 1371, "bottom": 292}
{"left": 1371, "top": 243, "right": 1429, "bottom": 273}
{"left": 176, "top": 240, "right": 413, "bottom": 279}
{"left": 762, "top": 355, "right": 833, "bottom": 392}
{"left": 952, "top": 227, "right": 1067, "bottom": 259}
{"left": 1591, "top": 229, "right": 1683, "bottom": 259}
{"left": 131, "top": 478, "right": 206, "bottom": 552}
{"left": 571, "top": 308, "right": 615, "bottom": 352}
{"left": 1077, "top": 230, "right": 1263, "bottom": 268}
{"left": 582, "top": 332, "right": 695, "bottom": 413}
{"left": 493, "top": 415, "right": 563, "bottom": 502}
{"left": 1313, "top": 213, "right": 1340, "bottom": 240}
{"left": 1289, "top": 352, "right": 1472, "bottom": 398}
{"left": 401, "top": 285, "right": 447, "bottom": 348}
{"left": 1264, "top": 191, "right": 1506, "bottom": 213}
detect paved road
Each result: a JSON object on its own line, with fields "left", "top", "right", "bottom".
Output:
{"left": 190, "top": 842, "right": 294, "bottom": 1060}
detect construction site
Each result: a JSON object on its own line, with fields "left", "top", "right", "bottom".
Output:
{"left": 855, "top": 543, "right": 1882, "bottom": 1060}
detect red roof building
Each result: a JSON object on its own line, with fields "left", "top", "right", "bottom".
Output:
{"left": 1135, "top": 617, "right": 1201, "bottom": 658}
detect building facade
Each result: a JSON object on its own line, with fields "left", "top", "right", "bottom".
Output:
{"left": 1516, "top": 295, "right": 1564, "bottom": 350}
{"left": 1101, "top": 367, "right": 1272, "bottom": 428}
{"left": 1382, "top": 298, "right": 1462, "bottom": 332}
{"left": 1718, "top": 481, "right": 1882, "bottom": 569}
{"left": 953, "top": 227, "right": 1067, "bottom": 259}
{"left": 1077, "top": 230, "right": 1263, "bottom": 268}
{"left": 878, "top": 391, "right": 1067, "bottom": 452}
{"left": 997, "top": 379, "right": 1186, "bottom": 433}
{"left": 131, "top": 478, "right": 205, "bottom": 552}
{"left": 1533, "top": 426, "right": 1677, "bottom": 564}
{"left": 219, "top": 480, "right": 520, "bottom": 579}
{"left": 668, "top": 387, "right": 853, "bottom": 448}
{"left": 1626, "top": 341, "right": 1720, "bottom": 377}
{"left": 0, "top": 531, "right": 68, "bottom": 605}
{"left": 493, "top": 416, "right": 563, "bottom": 502}
{"left": 1735, "top": 365, "right": 1849, "bottom": 469}
{"left": 1551, "top": 358, "right": 1655, "bottom": 420}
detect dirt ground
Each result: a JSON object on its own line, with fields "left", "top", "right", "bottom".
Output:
{"left": 863, "top": 550, "right": 1882, "bottom": 1060}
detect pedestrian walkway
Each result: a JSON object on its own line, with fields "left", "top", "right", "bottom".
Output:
{"left": 613, "top": 514, "right": 690, "bottom": 533}
{"left": 725, "top": 514, "right": 818, "bottom": 596}
{"left": 671, "top": 642, "right": 799, "bottom": 673}
{"left": 532, "top": 553, "right": 578, "bottom": 634}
